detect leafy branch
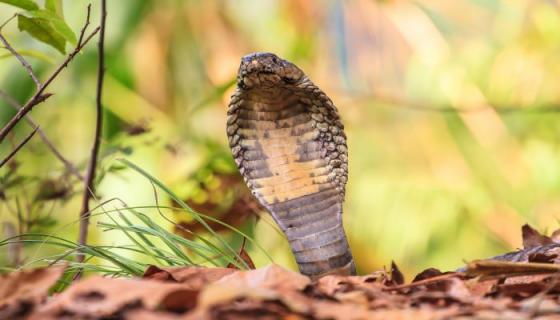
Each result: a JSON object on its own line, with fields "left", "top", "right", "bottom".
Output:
{"left": 0, "top": 4, "right": 99, "bottom": 145}
{"left": 0, "top": 89, "right": 83, "bottom": 178}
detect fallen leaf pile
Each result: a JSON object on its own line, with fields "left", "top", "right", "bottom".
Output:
{"left": 2, "top": 224, "right": 560, "bottom": 320}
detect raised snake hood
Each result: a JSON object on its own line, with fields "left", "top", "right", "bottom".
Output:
{"left": 227, "top": 52, "right": 356, "bottom": 278}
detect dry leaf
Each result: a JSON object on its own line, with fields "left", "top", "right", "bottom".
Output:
{"left": 143, "top": 265, "right": 235, "bottom": 288}
{"left": 0, "top": 266, "right": 65, "bottom": 320}
{"left": 413, "top": 268, "right": 444, "bottom": 282}
{"left": 191, "top": 265, "right": 313, "bottom": 317}
{"left": 389, "top": 260, "right": 405, "bottom": 285}
{"left": 12, "top": 227, "right": 560, "bottom": 320}
{"left": 29, "top": 276, "right": 199, "bottom": 319}
{"left": 522, "top": 224, "right": 554, "bottom": 249}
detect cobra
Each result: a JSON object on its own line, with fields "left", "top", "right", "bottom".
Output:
{"left": 226, "top": 52, "right": 355, "bottom": 278}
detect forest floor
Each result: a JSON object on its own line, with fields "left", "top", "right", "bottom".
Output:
{"left": 2, "top": 225, "right": 560, "bottom": 320}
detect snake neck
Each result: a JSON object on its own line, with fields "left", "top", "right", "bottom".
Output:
{"left": 227, "top": 78, "right": 355, "bottom": 278}
{"left": 271, "top": 192, "right": 356, "bottom": 278}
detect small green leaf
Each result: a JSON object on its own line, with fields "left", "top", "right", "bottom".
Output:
{"left": 28, "top": 9, "right": 76, "bottom": 45}
{"left": 0, "top": 0, "right": 39, "bottom": 10}
{"left": 45, "top": 0, "right": 63, "bottom": 17}
{"left": 17, "top": 14, "right": 66, "bottom": 53}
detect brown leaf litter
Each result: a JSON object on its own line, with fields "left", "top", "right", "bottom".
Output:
{"left": 3, "top": 224, "right": 560, "bottom": 319}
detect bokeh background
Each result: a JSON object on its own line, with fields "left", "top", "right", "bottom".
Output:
{"left": 2, "top": 0, "right": 560, "bottom": 278}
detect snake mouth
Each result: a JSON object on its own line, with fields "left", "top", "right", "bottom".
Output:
{"left": 238, "top": 72, "right": 283, "bottom": 90}
{"left": 238, "top": 71, "right": 300, "bottom": 90}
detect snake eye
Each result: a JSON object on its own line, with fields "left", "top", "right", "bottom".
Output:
{"left": 282, "top": 76, "right": 297, "bottom": 84}
{"left": 238, "top": 78, "right": 247, "bottom": 89}
{"left": 272, "top": 56, "right": 279, "bottom": 64}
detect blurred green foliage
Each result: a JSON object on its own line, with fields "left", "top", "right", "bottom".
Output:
{"left": 2, "top": 0, "right": 560, "bottom": 278}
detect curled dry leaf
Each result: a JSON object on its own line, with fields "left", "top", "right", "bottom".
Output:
{"left": 311, "top": 272, "right": 386, "bottom": 297}
{"left": 387, "top": 260, "right": 405, "bottom": 286}
{"left": 522, "top": 224, "right": 555, "bottom": 249}
{"left": 0, "top": 266, "right": 65, "bottom": 320}
{"left": 190, "top": 265, "right": 312, "bottom": 318}
{"left": 29, "top": 276, "right": 200, "bottom": 319}
{"left": 461, "top": 224, "right": 560, "bottom": 267}
{"left": 143, "top": 265, "right": 235, "bottom": 287}
{"left": 194, "top": 284, "right": 311, "bottom": 317}
{"left": 215, "top": 264, "right": 310, "bottom": 291}
{"left": 528, "top": 246, "right": 560, "bottom": 264}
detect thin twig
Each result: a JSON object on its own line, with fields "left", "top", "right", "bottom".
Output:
{"left": 77, "top": 0, "right": 107, "bottom": 264}
{"left": 0, "top": 89, "right": 83, "bottom": 180}
{"left": 0, "top": 7, "right": 99, "bottom": 144}
{"left": 0, "top": 14, "right": 16, "bottom": 30}
{"left": 466, "top": 260, "right": 560, "bottom": 279}
{"left": 0, "top": 127, "right": 38, "bottom": 168}
{"left": 0, "top": 33, "right": 41, "bottom": 88}
{"left": 77, "top": 5, "right": 92, "bottom": 46}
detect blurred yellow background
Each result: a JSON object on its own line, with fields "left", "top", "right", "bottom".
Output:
{"left": 2, "top": 0, "right": 560, "bottom": 278}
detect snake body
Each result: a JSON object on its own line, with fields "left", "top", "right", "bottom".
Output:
{"left": 227, "top": 52, "right": 355, "bottom": 278}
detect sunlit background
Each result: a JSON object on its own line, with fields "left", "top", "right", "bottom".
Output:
{"left": 2, "top": 0, "right": 560, "bottom": 278}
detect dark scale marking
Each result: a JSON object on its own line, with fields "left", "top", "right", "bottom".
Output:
{"left": 247, "top": 167, "right": 273, "bottom": 179}
{"left": 297, "top": 150, "right": 324, "bottom": 162}
{"left": 275, "top": 113, "right": 310, "bottom": 129}
{"left": 289, "top": 225, "right": 346, "bottom": 252}
{"left": 329, "top": 251, "right": 354, "bottom": 268}
{"left": 244, "top": 92, "right": 299, "bottom": 108}
{"left": 281, "top": 203, "right": 341, "bottom": 228}
{"left": 293, "top": 240, "right": 348, "bottom": 263}
{"left": 299, "top": 250, "right": 353, "bottom": 272}
{"left": 279, "top": 195, "right": 340, "bottom": 220}
{"left": 243, "top": 150, "right": 268, "bottom": 161}
{"left": 299, "top": 255, "right": 353, "bottom": 275}
{"left": 269, "top": 187, "right": 339, "bottom": 212}
{"left": 296, "top": 141, "right": 322, "bottom": 155}
{"left": 284, "top": 215, "right": 340, "bottom": 239}
{"left": 235, "top": 113, "right": 310, "bottom": 130}
{"left": 242, "top": 159, "right": 269, "bottom": 170}
{"left": 238, "top": 102, "right": 306, "bottom": 120}
{"left": 279, "top": 104, "right": 306, "bottom": 119}
{"left": 291, "top": 125, "right": 316, "bottom": 137}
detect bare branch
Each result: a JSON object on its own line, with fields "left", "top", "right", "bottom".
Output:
{"left": 0, "top": 126, "right": 38, "bottom": 168}
{"left": 0, "top": 33, "right": 41, "bottom": 88}
{"left": 0, "top": 10, "right": 100, "bottom": 144}
{"left": 0, "top": 89, "right": 83, "bottom": 180}
{"left": 77, "top": 5, "right": 92, "bottom": 46}
{"left": 0, "top": 14, "right": 16, "bottom": 31}
{"left": 77, "top": 0, "right": 107, "bottom": 264}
